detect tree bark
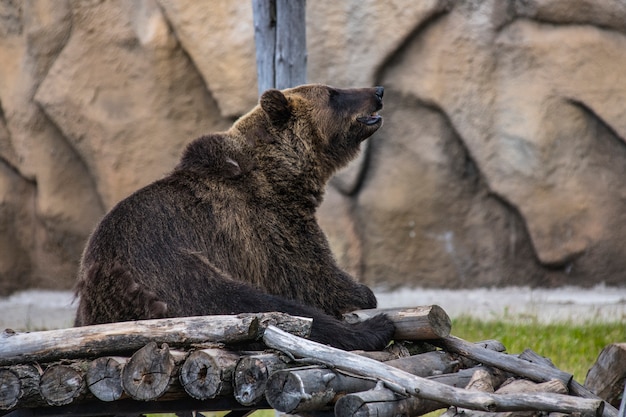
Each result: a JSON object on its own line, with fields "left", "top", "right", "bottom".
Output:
{"left": 179, "top": 348, "right": 240, "bottom": 400}
{"left": 344, "top": 306, "right": 452, "bottom": 340}
{"left": 263, "top": 325, "right": 605, "bottom": 416}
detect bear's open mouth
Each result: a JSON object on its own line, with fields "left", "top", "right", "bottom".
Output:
{"left": 357, "top": 113, "right": 382, "bottom": 126}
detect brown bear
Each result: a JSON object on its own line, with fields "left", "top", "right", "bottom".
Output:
{"left": 74, "top": 84, "right": 394, "bottom": 351}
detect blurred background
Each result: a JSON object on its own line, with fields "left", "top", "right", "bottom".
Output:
{"left": 1, "top": 0, "right": 626, "bottom": 310}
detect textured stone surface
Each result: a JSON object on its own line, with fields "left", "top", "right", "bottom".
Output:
{"left": 1, "top": 0, "right": 626, "bottom": 294}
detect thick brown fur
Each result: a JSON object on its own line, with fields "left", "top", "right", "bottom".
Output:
{"left": 74, "top": 84, "right": 393, "bottom": 351}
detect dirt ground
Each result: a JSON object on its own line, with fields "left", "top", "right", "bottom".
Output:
{"left": 1, "top": 285, "right": 624, "bottom": 331}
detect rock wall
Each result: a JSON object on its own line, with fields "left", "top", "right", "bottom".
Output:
{"left": 1, "top": 0, "right": 625, "bottom": 295}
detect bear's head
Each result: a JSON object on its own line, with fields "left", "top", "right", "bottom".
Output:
{"left": 235, "top": 84, "right": 384, "bottom": 202}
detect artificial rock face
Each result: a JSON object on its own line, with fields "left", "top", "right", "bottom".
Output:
{"left": 74, "top": 84, "right": 395, "bottom": 351}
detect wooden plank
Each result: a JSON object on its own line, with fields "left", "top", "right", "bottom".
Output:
{"left": 263, "top": 325, "right": 604, "bottom": 416}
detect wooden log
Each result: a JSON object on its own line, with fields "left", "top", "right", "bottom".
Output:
{"left": 232, "top": 342, "right": 475, "bottom": 408}
{"left": 434, "top": 336, "right": 573, "bottom": 386}
{"left": 344, "top": 306, "right": 451, "bottom": 340}
{"left": 0, "top": 364, "right": 46, "bottom": 410}
{"left": 263, "top": 325, "right": 605, "bottom": 416}
{"left": 39, "top": 362, "right": 88, "bottom": 406}
{"left": 335, "top": 381, "right": 445, "bottom": 417}
{"left": 234, "top": 352, "right": 290, "bottom": 406}
{"left": 121, "top": 342, "right": 186, "bottom": 401}
{"left": 443, "top": 377, "right": 570, "bottom": 417}
{"left": 0, "top": 368, "right": 22, "bottom": 410}
{"left": 385, "top": 350, "right": 461, "bottom": 377}
{"left": 585, "top": 343, "right": 626, "bottom": 408}
{"left": 265, "top": 366, "right": 378, "bottom": 413}
{"left": 179, "top": 348, "right": 239, "bottom": 400}
{"left": 0, "top": 313, "right": 311, "bottom": 366}
{"left": 520, "top": 348, "right": 619, "bottom": 417}
{"left": 86, "top": 356, "right": 128, "bottom": 402}
{"left": 335, "top": 368, "right": 504, "bottom": 417}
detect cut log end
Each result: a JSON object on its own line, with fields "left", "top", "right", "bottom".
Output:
{"left": 0, "top": 369, "right": 21, "bottom": 410}
{"left": 86, "top": 357, "right": 127, "bottom": 402}
{"left": 121, "top": 342, "right": 175, "bottom": 401}
{"left": 39, "top": 365, "right": 85, "bottom": 406}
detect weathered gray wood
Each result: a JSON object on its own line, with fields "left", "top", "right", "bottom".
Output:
{"left": 0, "top": 368, "right": 21, "bottom": 410}
{"left": 1, "top": 364, "right": 44, "bottom": 410}
{"left": 435, "top": 336, "right": 573, "bottom": 385}
{"left": 344, "top": 306, "right": 452, "bottom": 340}
{"left": 618, "top": 382, "right": 626, "bottom": 417}
{"left": 520, "top": 348, "right": 618, "bottom": 417}
{"left": 385, "top": 350, "right": 460, "bottom": 377}
{"left": 252, "top": 0, "right": 276, "bottom": 95}
{"left": 265, "top": 366, "right": 377, "bottom": 413}
{"left": 252, "top": 0, "right": 306, "bottom": 94}
{"left": 39, "top": 363, "right": 88, "bottom": 406}
{"left": 121, "top": 342, "right": 186, "bottom": 401}
{"left": 334, "top": 382, "right": 445, "bottom": 417}
{"left": 443, "top": 377, "right": 570, "bottom": 417}
{"left": 234, "top": 352, "right": 290, "bottom": 406}
{"left": 86, "top": 356, "right": 128, "bottom": 402}
{"left": 585, "top": 343, "right": 626, "bottom": 408}
{"left": 274, "top": 0, "right": 306, "bottom": 90}
{"left": 0, "top": 313, "right": 311, "bottom": 366}
{"left": 263, "top": 325, "right": 604, "bottom": 416}
{"left": 0, "top": 315, "right": 256, "bottom": 366}
{"left": 180, "top": 348, "right": 239, "bottom": 400}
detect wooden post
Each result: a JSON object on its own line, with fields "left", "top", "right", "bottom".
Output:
{"left": 252, "top": 0, "right": 306, "bottom": 94}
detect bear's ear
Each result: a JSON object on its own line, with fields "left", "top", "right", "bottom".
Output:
{"left": 260, "top": 89, "right": 291, "bottom": 126}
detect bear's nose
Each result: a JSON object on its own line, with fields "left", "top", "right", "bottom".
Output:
{"left": 375, "top": 86, "right": 384, "bottom": 99}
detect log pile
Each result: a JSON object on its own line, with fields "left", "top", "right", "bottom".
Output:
{"left": 0, "top": 306, "right": 621, "bottom": 417}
